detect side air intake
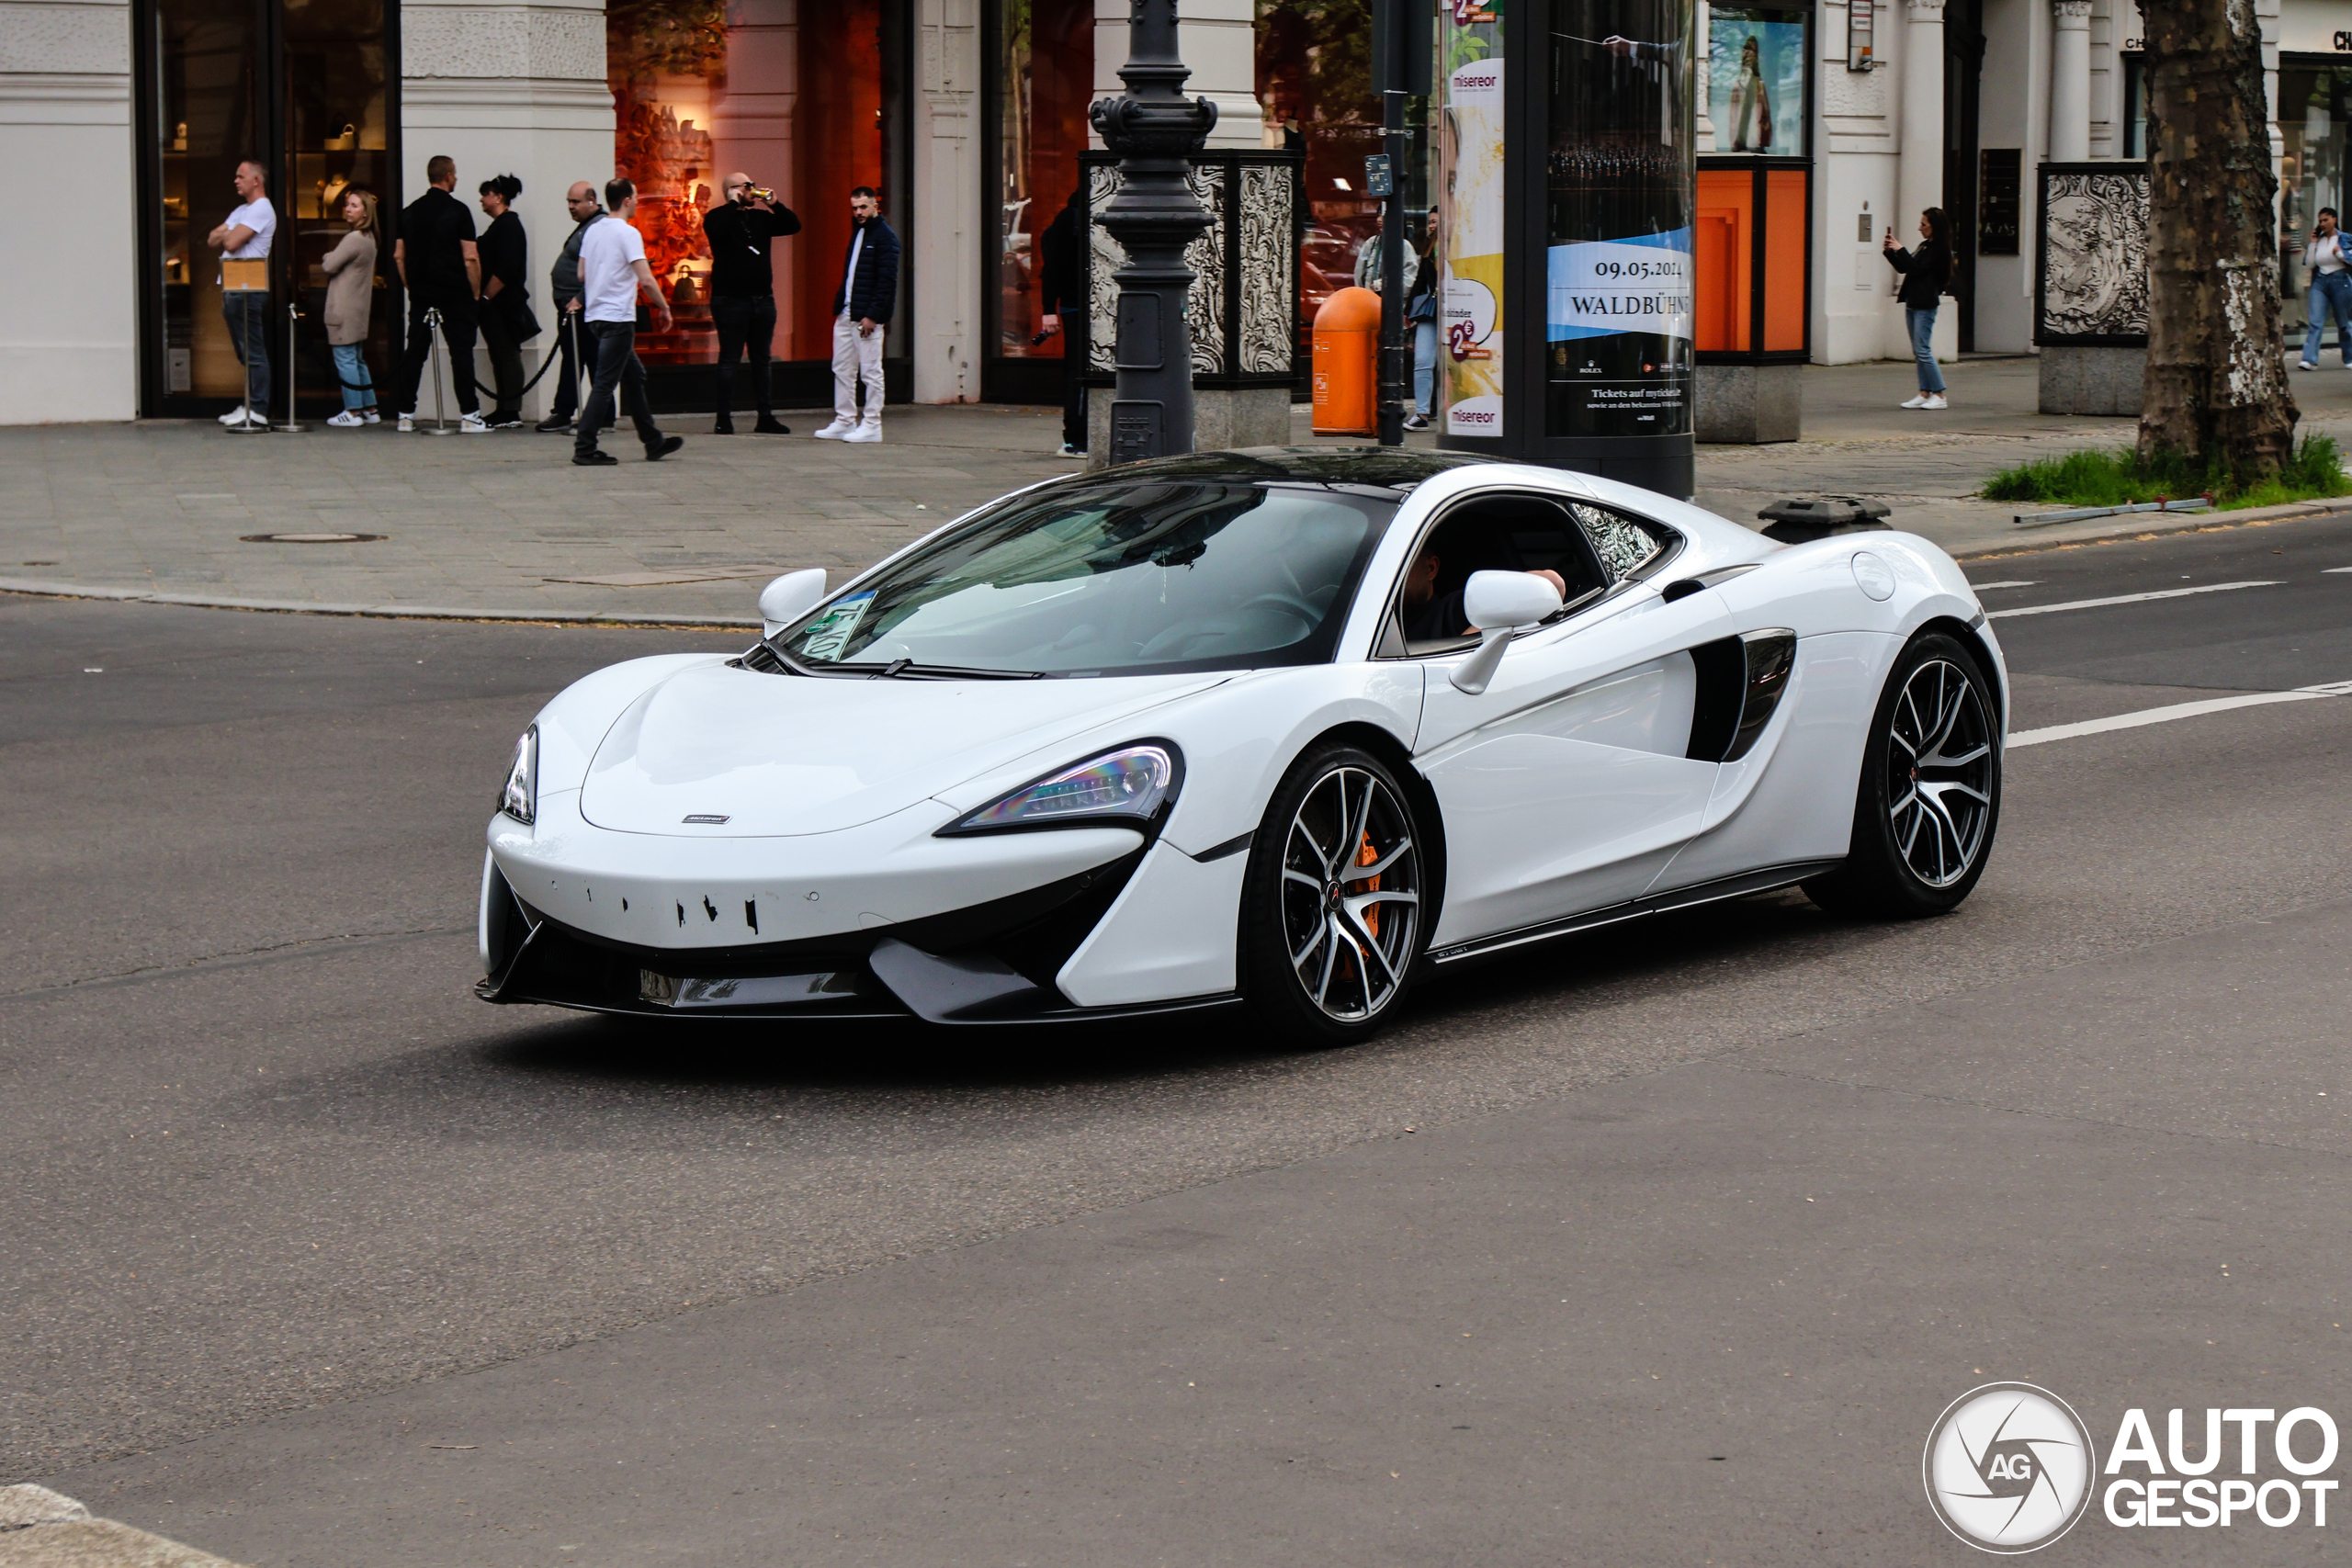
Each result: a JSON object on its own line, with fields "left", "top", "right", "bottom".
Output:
{"left": 1686, "top": 629, "right": 1797, "bottom": 763}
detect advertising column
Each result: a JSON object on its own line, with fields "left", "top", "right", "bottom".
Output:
{"left": 1545, "top": 1, "right": 1694, "bottom": 491}
{"left": 1439, "top": 0, "right": 1507, "bottom": 438}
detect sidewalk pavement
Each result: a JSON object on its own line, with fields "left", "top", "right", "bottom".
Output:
{"left": 6, "top": 359, "right": 2350, "bottom": 626}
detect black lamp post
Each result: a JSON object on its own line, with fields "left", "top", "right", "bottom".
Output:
{"left": 1089, "top": 0, "right": 1217, "bottom": 462}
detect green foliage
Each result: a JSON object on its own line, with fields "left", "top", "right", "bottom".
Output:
{"left": 1980, "top": 434, "right": 2351, "bottom": 512}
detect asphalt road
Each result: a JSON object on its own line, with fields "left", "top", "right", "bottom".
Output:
{"left": 4, "top": 512, "right": 2350, "bottom": 1565}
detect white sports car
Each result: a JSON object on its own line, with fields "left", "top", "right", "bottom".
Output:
{"left": 480, "top": 448, "right": 2003, "bottom": 1042}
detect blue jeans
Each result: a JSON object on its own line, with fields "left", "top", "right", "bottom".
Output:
{"left": 1905, "top": 305, "right": 1946, "bottom": 394}
{"left": 1412, "top": 318, "right": 1437, "bottom": 415}
{"left": 221, "top": 291, "right": 270, "bottom": 410}
{"left": 331, "top": 343, "right": 376, "bottom": 411}
{"left": 2304, "top": 270, "right": 2352, "bottom": 365}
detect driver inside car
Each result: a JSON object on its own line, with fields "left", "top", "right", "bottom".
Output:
{"left": 1400, "top": 543, "right": 1566, "bottom": 642}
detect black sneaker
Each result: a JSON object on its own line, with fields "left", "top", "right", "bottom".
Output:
{"left": 489, "top": 412, "right": 526, "bottom": 430}
{"left": 754, "top": 416, "right": 790, "bottom": 434}
{"left": 572, "top": 450, "right": 619, "bottom": 467}
{"left": 645, "top": 435, "right": 684, "bottom": 461}
{"left": 713, "top": 416, "right": 735, "bottom": 434}
{"left": 536, "top": 416, "right": 573, "bottom": 433}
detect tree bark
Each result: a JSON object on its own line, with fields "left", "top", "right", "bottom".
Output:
{"left": 2139, "top": 0, "right": 2298, "bottom": 478}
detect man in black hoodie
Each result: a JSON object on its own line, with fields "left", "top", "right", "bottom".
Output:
{"left": 813, "top": 186, "right": 899, "bottom": 444}
{"left": 1035, "top": 186, "right": 1089, "bottom": 457}
{"left": 703, "top": 173, "right": 802, "bottom": 434}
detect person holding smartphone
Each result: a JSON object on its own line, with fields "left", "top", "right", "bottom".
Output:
{"left": 2299, "top": 207, "right": 2351, "bottom": 370}
{"left": 1882, "top": 208, "right": 1955, "bottom": 411}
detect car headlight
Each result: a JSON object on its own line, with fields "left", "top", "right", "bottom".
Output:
{"left": 499, "top": 726, "right": 537, "bottom": 824}
{"left": 941, "top": 741, "right": 1181, "bottom": 836}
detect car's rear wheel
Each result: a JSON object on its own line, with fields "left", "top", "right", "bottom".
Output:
{"left": 1240, "top": 743, "right": 1427, "bottom": 1043}
{"left": 1805, "top": 631, "right": 2001, "bottom": 919}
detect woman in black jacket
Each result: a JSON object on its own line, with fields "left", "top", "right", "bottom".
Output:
{"left": 1883, "top": 207, "right": 1954, "bottom": 410}
{"left": 475, "top": 173, "right": 539, "bottom": 429}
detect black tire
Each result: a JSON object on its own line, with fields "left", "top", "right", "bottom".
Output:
{"left": 1804, "top": 631, "right": 2002, "bottom": 919}
{"left": 1239, "top": 741, "right": 1429, "bottom": 1044}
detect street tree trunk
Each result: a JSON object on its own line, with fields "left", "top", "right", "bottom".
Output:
{"left": 2139, "top": 0, "right": 2298, "bottom": 479}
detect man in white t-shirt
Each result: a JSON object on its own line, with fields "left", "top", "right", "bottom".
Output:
{"left": 205, "top": 159, "right": 277, "bottom": 426}
{"left": 572, "top": 178, "right": 682, "bottom": 466}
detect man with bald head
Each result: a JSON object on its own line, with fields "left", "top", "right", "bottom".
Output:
{"left": 701, "top": 172, "right": 801, "bottom": 434}
{"left": 537, "top": 179, "right": 605, "bottom": 432}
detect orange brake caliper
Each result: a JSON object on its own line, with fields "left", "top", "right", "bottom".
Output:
{"left": 1355, "top": 831, "right": 1381, "bottom": 942}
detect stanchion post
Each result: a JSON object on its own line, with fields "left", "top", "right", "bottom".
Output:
{"left": 424, "top": 306, "right": 456, "bottom": 434}
{"left": 274, "top": 297, "right": 308, "bottom": 433}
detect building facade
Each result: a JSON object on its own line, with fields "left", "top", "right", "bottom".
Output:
{"left": 4, "top": 0, "right": 2349, "bottom": 424}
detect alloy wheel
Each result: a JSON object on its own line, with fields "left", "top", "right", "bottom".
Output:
{"left": 1278, "top": 766, "right": 1421, "bottom": 1022}
{"left": 1885, "top": 659, "right": 1995, "bottom": 888}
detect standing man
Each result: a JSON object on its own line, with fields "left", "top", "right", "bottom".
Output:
{"left": 1034, "top": 186, "right": 1088, "bottom": 458}
{"left": 572, "top": 177, "right": 683, "bottom": 467}
{"left": 391, "top": 154, "right": 486, "bottom": 433}
{"left": 812, "top": 186, "right": 899, "bottom": 444}
{"left": 537, "top": 181, "right": 605, "bottom": 432}
{"left": 204, "top": 159, "right": 276, "bottom": 427}
{"left": 703, "top": 173, "right": 801, "bottom": 434}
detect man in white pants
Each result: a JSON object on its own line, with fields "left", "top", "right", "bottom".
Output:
{"left": 814, "top": 186, "right": 899, "bottom": 444}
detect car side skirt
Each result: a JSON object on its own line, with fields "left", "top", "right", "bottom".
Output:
{"left": 1423, "top": 858, "right": 1842, "bottom": 967}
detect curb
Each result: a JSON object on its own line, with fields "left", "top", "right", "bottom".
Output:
{"left": 0, "top": 1485, "right": 246, "bottom": 1568}
{"left": 1952, "top": 497, "right": 2352, "bottom": 559}
{"left": 0, "top": 577, "right": 761, "bottom": 630}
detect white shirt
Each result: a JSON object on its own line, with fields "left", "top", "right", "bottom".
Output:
{"left": 223, "top": 197, "right": 276, "bottom": 259}
{"left": 841, "top": 227, "right": 865, "bottom": 315}
{"left": 580, "top": 216, "right": 650, "bottom": 323}
{"left": 2315, "top": 233, "right": 2347, "bottom": 275}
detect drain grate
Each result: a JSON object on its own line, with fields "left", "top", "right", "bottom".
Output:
{"left": 238, "top": 532, "right": 386, "bottom": 544}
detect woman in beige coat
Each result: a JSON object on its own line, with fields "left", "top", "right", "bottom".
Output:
{"left": 321, "top": 189, "right": 381, "bottom": 426}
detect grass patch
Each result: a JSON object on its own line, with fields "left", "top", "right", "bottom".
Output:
{"left": 1981, "top": 434, "right": 2352, "bottom": 512}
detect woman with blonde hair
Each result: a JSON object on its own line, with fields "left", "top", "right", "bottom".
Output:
{"left": 321, "top": 188, "right": 382, "bottom": 426}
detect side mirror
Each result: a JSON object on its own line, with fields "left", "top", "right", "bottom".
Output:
{"left": 758, "top": 569, "right": 827, "bottom": 636}
{"left": 1451, "top": 570, "right": 1564, "bottom": 694}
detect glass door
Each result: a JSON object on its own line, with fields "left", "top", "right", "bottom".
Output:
{"left": 136, "top": 0, "right": 396, "bottom": 416}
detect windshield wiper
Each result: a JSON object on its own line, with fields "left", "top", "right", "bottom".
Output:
{"left": 837, "top": 658, "right": 1046, "bottom": 681}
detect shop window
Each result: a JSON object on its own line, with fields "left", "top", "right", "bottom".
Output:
{"left": 2280, "top": 64, "right": 2352, "bottom": 333}
{"left": 1258, "top": 0, "right": 1387, "bottom": 323}
{"left": 607, "top": 0, "right": 901, "bottom": 367}
{"left": 996, "top": 0, "right": 1093, "bottom": 360}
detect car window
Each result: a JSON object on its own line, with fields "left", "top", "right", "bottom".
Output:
{"left": 1379, "top": 493, "right": 1680, "bottom": 657}
{"left": 766, "top": 479, "right": 1396, "bottom": 677}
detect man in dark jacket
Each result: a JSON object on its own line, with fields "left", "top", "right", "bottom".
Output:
{"left": 1035, "top": 186, "right": 1089, "bottom": 457}
{"left": 391, "top": 153, "right": 483, "bottom": 431}
{"left": 537, "top": 180, "right": 603, "bottom": 432}
{"left": 704, "top": 172, "right": 802, "bottom": 434}
{"left": 814, "top": 186, "right": 899, "bottom": 444}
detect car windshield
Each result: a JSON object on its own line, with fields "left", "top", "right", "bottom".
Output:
{"left": 769, "top": 479, "right": 1398, "bottom": 676}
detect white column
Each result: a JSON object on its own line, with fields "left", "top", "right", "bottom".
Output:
{"left": 1091, "top": 0, "right": 1261, "bottom": 151}
{"left": 0, "top": 0, "right": 137, "bottom": 422}
{"left": 1894, "top": 0, "right": 1951, "bottom": 361}
{"left": 2050, "top": 0, "right": 2091, "bottom": 162}
{"left": 911, "top": 0, "right": 980, "bottom": 401}
{"left": 401, "top": 0, "right": 614, "bottom": 420}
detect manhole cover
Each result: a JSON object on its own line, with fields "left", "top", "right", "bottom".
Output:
{"left": 239, "top": 532, "right": 386, "bottom": 544}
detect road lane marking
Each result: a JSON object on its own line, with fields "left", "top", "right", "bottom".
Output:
{"left": 1968, "top": 580, "right": 2041, "bottom": 590}
{"left": 1985, "top": 581, "right": 2281, "bottom": 619}
{"left": 2327, "top": 567, "right": 2352, "bottom": 573}
{"left": 2009, "top": 681, "right": 2352, "bottom": 749}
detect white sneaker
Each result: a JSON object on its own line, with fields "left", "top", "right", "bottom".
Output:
{"left": 459, "top": 412, "right": 491, "bottom": 434}
{"left": 812, "top": 421, "right": 854, "bottom": 440}
{"left": 397, "top": 413, "right": 415, "bottom": 432}
{"left": 362, "top": 410, "right": 381, "bottom": 424}
{"left": 1920, "top": 394, "right": 1948, "bottom": 411}
{"left": 844, "top": 423, "right": 883, "bottom": 443}
{"left": 2296, "top": 360, "right": 2318, "bottom": 371}
{"left": 1900, "top": 394, "right": 1929, "bottom": 409}
{"left": 326, "top": 411, "right": 366, "bottom": 428}
{"left": 217, "top": 404, "right": 252, "bottom": 425}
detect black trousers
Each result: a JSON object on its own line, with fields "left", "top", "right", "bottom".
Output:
{"left": 480, "top": 307, "right": 526, "bottom": 418}
{"left": 396, "top": 297, "right": 478, "bottom": 416}
{"left": 1062, "top": 316, "right": 1090, "bottom": 451}
{"left": 574, "top": 320, "right": 662, "bottom": 457}
{"left": 549, "top": 306, "right": 585, "bottom": 421}
{"left": 711, "top": 294, "right": 777, "bottom": 420}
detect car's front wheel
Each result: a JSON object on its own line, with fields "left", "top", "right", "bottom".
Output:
{"left": 1240, "top": 742, "right": 1428, "bottom": 1043}
{"left": 1805, "top": 631, "right": 2002, "bottom": 919}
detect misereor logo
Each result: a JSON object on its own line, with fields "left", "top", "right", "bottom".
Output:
{"left": 1923, "top": 1383, "right": 2096, "bottom": 1552}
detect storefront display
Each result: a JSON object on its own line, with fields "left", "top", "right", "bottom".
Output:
{"left": 2280, "top": 62, "right": 2352, "bottom": 341}
{"left": 994, "top": 0, "right": 1093, "bottom": 379}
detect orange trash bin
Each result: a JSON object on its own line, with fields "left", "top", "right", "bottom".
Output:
{"left": 1311, "top": 286, "right": 1381, "bottom": 437}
